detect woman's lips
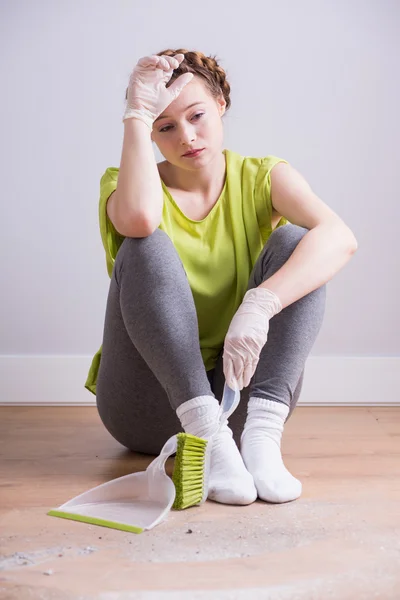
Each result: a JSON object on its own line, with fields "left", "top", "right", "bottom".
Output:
{"left": 183, "top": 148, "right": 204, "bottom": 157}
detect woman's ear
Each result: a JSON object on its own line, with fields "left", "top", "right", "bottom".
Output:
{"left": 218, "top": 95, "right": 226, "bottom": 117}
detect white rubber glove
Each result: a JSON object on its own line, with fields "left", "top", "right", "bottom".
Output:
{"left": 223, "top": 287, "right": 283, "bottom": 391}
{"left": 123, "top": 53, "right": 194, "bottom": 127}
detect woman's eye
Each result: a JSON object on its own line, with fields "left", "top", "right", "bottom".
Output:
{"left": 159, "top": 113, "right": 204, "bottom": 133}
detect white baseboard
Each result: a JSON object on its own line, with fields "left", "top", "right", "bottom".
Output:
{"left": 0, "top": 356, "right": 399, "bottom": 406}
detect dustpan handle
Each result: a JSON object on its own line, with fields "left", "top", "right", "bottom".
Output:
{"left": 146, "top": 434, "right": 178, "bottom": 476}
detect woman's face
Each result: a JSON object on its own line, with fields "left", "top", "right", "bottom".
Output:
{"left": 151, "top": 78, "right": 226, "bottom": 167}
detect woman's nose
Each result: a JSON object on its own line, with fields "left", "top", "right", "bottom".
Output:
{"left": 179, "top": 125, "right": 196, "bottom": 144}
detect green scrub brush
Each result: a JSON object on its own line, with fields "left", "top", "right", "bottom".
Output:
{"left": 171, "top": 381, "right": 240, "bottom": 510}
{"left": 172, "top": 433, "right": 209, "bottom": 509}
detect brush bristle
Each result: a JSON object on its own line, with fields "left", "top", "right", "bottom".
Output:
{"left": 172, "top": 433, "right": 208, "bottom": 510}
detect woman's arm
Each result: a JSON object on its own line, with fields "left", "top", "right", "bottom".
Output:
{"left": 259, "top": 163, "right": 358, "bottom": 309}
{"left": 109, "top": 119, "right": 164, "bottom": 238}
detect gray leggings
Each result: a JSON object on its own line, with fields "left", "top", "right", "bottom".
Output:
{"left": 96, "top": 224, "right": 326, "bottom": 455}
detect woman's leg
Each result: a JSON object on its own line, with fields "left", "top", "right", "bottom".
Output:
{"left": 96, "top": 229, "right": 215, "bottom": 455}
{"left": 210, "top": 361, "right": 305, "bottom": 446}
{"left": 96, "top": 228, "right": 256, "bottom": 504}
{"left": 211, "top": 223, "right": 326, "bottom": 502}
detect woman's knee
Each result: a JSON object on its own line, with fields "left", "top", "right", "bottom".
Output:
{"left": 116, "top": 228, "right": 172, "bottom": 266}
{"left": 251, "top": 224, "right": 309, "bottom": 287}
{"left": 269, "top": 223, "right": 309, "bottom": 255}
{"left": 114, "top": 228, "right": 186, "bottom": 284}
{"left": 261, "top": 224, "right": 327, "bottom": 295}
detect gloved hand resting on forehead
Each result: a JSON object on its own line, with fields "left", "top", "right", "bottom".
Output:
{"left": 123, "top": 53, "right": 194, "bottom": 127}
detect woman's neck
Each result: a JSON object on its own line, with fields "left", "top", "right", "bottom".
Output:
{"left": 162, "top": 150, "right": 226, "bottom": 199}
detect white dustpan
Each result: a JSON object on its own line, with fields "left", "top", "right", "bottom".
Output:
{"left": 47, "top": 434, "right": 178, "bottom": 533}
{"left": 47, "top": 382, "right": 240, "bottom": 533}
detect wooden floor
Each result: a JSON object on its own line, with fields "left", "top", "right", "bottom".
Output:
{"left": 0, "top": 406, "right": 399, "bottom": 600}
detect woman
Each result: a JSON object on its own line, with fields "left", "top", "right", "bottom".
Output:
{"left": 85, "top": 49, "right": 358, "bottom": 506}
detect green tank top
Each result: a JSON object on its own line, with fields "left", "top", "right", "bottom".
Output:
{"left": 85, "top": 148, "right": 289, "bottom": 395}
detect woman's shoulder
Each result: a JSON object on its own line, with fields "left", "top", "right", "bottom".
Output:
{"left": 101, "top": 167, "right": 119, "bottom": 181}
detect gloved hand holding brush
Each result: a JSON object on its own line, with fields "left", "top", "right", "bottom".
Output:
{"left": 223, "top": 287, "right": 283, "bottom": 391}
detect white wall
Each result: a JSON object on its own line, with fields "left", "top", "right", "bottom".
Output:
{"left": 1, "top": 0, "right": 399, "bottom": 404}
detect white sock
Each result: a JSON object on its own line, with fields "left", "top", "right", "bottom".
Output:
{"left": 240, "top": 397, "right": 302, "bottom": 503}
{"left": 176, "top": 395, "right": 257, "bottom": 505}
